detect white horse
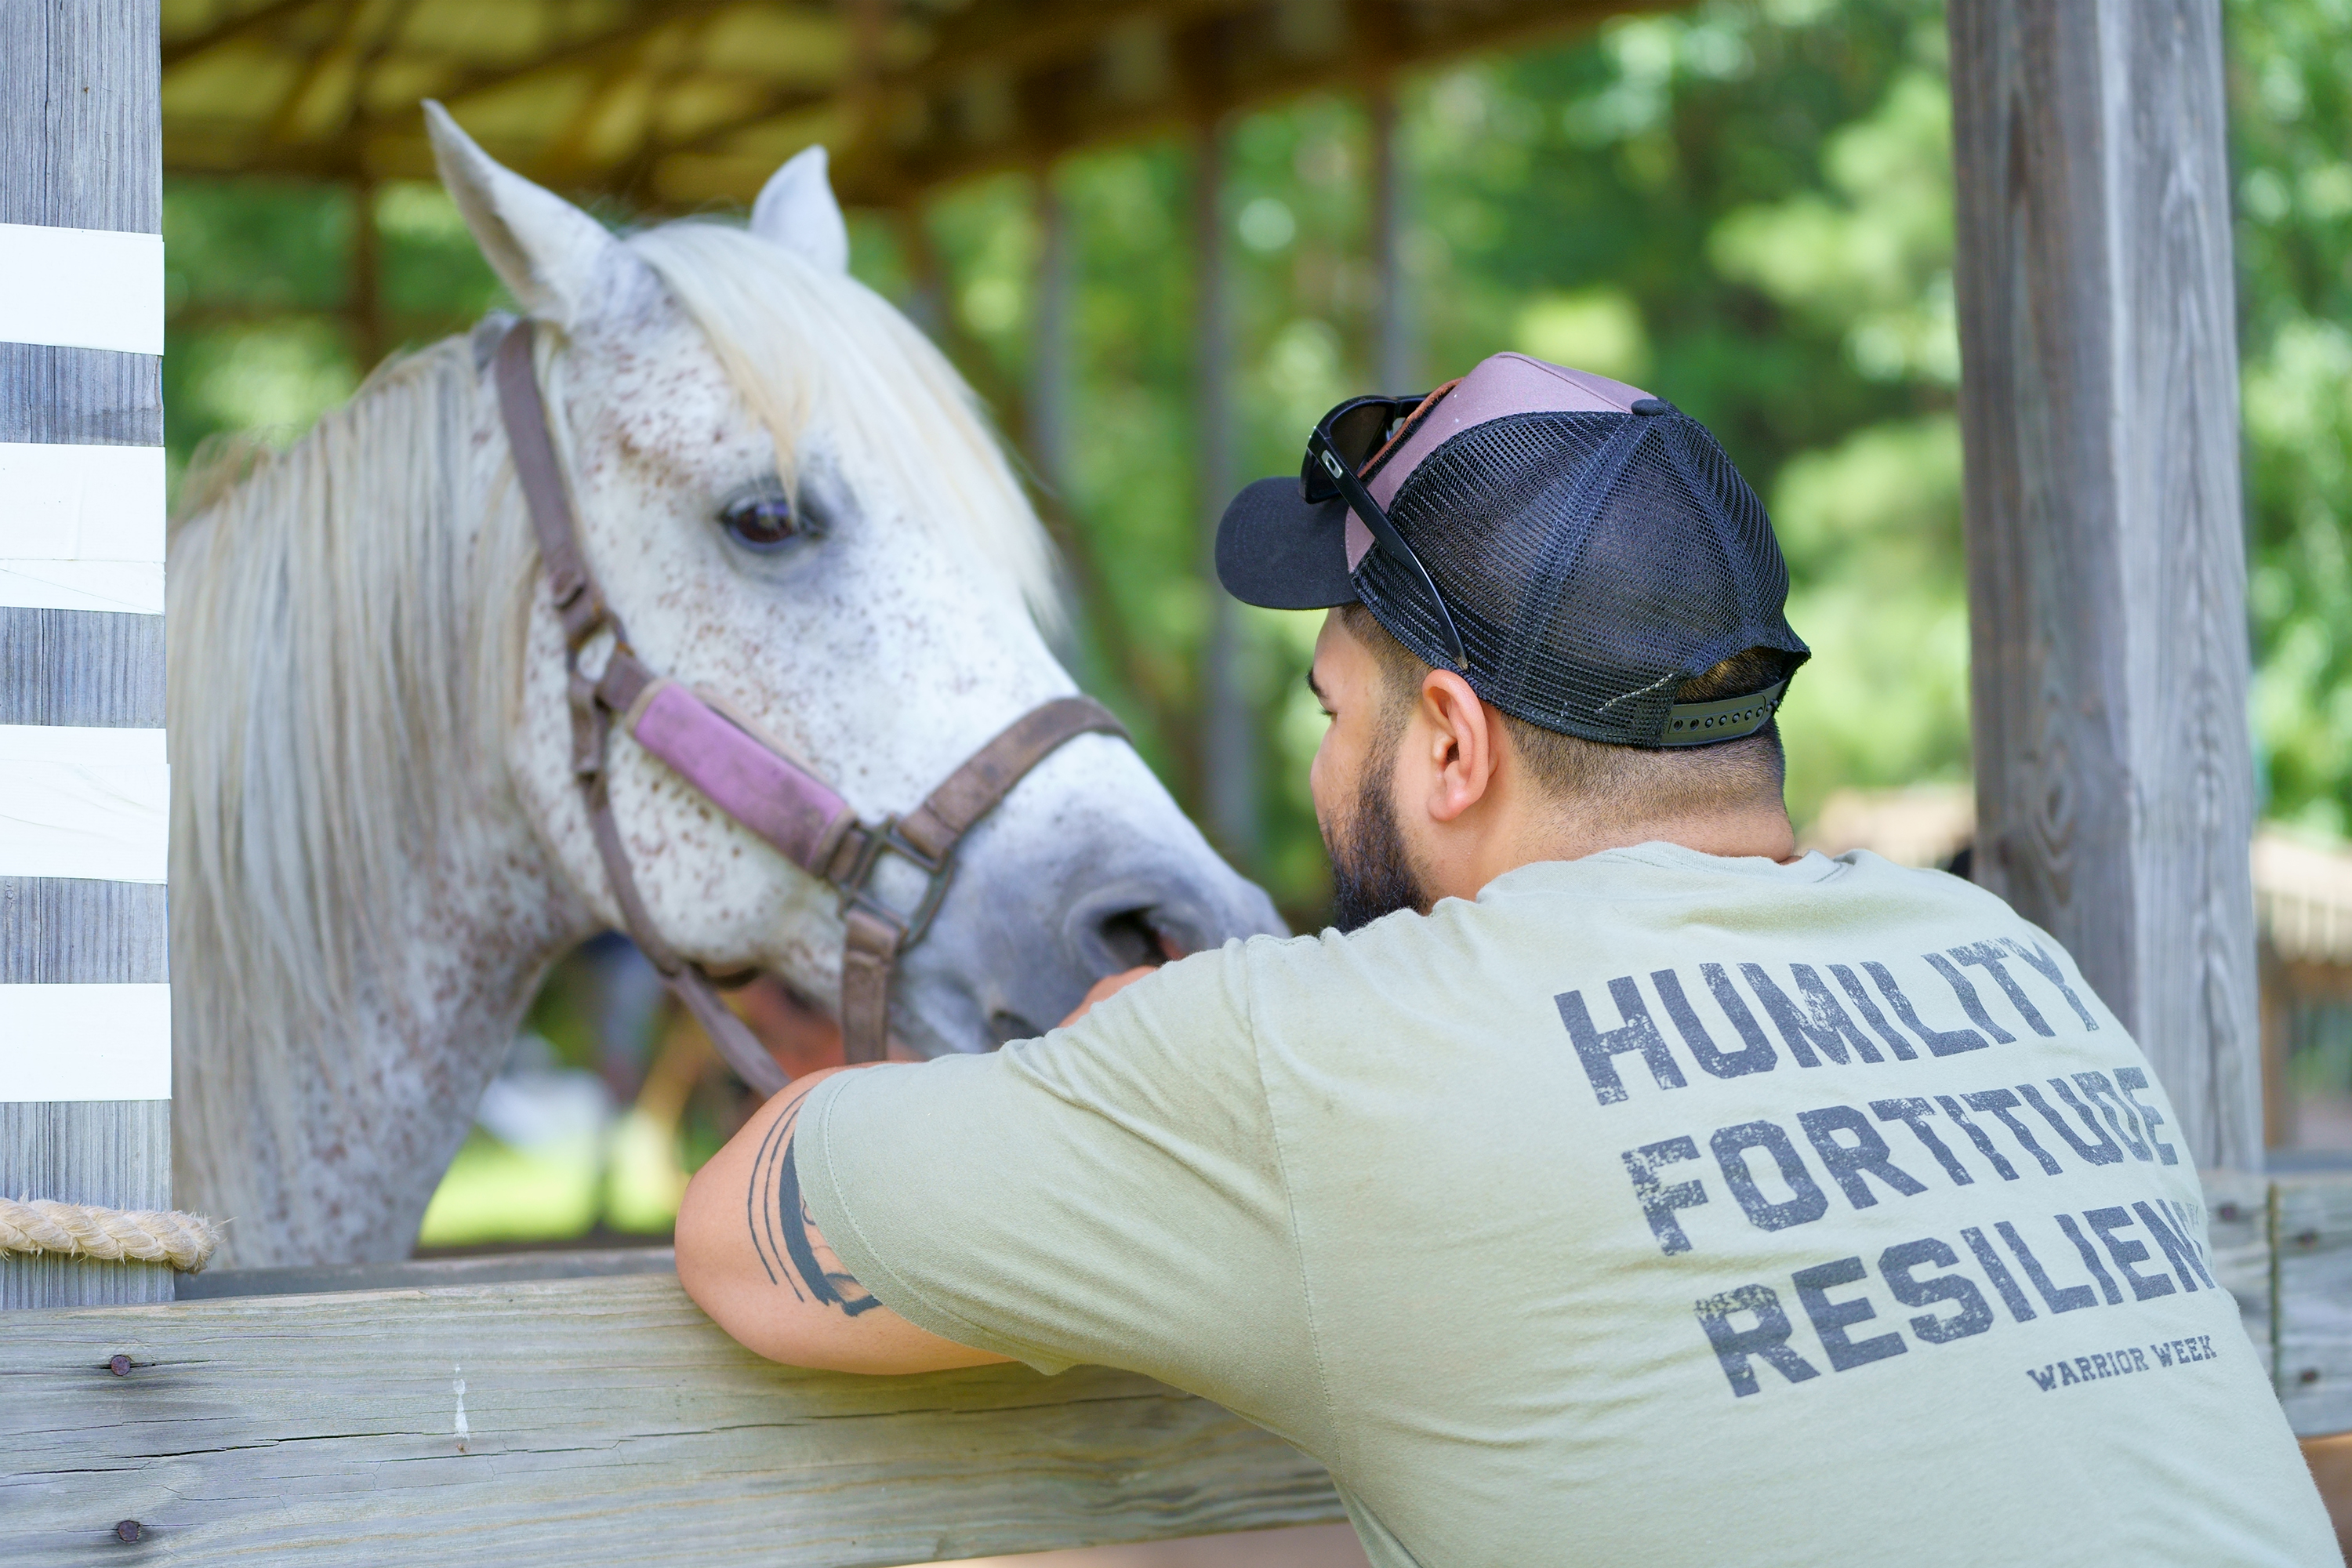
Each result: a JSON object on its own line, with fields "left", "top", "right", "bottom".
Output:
{"left": 168, "top": 108, "right": 1279, "bottom": 1269}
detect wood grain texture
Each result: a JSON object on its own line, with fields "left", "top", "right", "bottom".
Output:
{"left": 1192, "top": 120, "right": 1258, "bottom": 866}
{"left": 179, "top": 1246, "right": 677, "bottom": 1300}
{"left": 1947, "top": 0, "right": 2259, "bottom": 1168}
{"left": 0, "top": 877, "right": 167, "bottom": 982}
{"left": 0, "top": 1100, "right": 170, "bottom": 1308}
{"left": 0, "top": 0, "right": 160, "bottom": 234}
{"left": 0, "top": 608, "right": 166, "bottom": 727}
{"left": 2204, "top": 1166, "right": 2273, "bottom": 1376}
{"left": 2201, "top": 1168, "right": 2352, "bottom": 1439}
{"left": 0, "top": 1271, "right": 1344, "bottom": 1565}
{"left": 0, "top": 344, "right": 161, "bottom": 446}
{"left": 2273, "top": 1175, "right": 2352, "bottom": 1437}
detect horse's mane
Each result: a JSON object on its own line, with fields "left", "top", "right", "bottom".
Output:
{"left": 169, "top": 220, "right": 1057, "bottom": 1123}
{"left": 171, "top": 336, "right": 531, "bottom": 1112}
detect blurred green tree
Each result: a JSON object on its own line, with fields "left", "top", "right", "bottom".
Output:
{"left": 2229, "top": 0, "right": 2352, "bottom": 837}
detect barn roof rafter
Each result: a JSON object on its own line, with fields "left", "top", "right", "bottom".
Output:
{"left": 160, "top": 0, "right": 1642, "bottom": 209}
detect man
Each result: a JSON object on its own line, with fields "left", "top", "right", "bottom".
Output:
{"left": 677, "top": 354, "right": 2333, "bottom": 1565}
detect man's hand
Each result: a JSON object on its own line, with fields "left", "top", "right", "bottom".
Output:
{"left": 675, "top": 1067, "right": 1011, "bottom": 1374}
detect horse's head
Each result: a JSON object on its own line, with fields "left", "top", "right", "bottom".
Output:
{"left": 428, "top": 111, "right": 1281, "bottom": 1055}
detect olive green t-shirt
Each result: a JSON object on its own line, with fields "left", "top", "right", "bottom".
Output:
{"left": 797, "top": 845, "right": 2335, "bottom": 1567}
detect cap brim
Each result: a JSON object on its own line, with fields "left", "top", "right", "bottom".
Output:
{"left": 1214, "top": 476, "right": 1358, "bottom": 611}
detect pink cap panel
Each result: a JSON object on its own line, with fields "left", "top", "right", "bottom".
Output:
{"left": 1345, "top": 353, "right": 1655, "bottom": 570}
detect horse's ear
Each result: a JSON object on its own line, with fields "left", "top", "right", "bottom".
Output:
{"left": 424, "top": 101, "right": 615, "bottom": 328}
{"left": 750, "top": 147, "right": 851, "bottom": 274}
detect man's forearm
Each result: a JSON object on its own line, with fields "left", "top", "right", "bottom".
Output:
{"left": 675, "top": 1065, "right": 1008, "bottom": 1374}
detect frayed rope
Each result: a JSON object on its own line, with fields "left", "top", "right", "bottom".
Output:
{"left": 0, "top": 1196, "right": 222, "bottom": 1272}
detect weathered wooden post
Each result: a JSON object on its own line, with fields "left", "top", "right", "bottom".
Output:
{"left": 1947, "top": 0, "right": 2259, "bottom": 1170}
{"left": 1194, "top": 116, "right": 1259, "bottom": 866}
{"left": 1368, "top": 80, "right": 1415, "bottom": 394}
{"left": 0, "top": 0, "right": 172, "bottom": 1308}
{"left": 1029, "top": 169, "right": 1073, "bottom": 501}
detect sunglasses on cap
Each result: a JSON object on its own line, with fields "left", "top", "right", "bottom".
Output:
{"left": 1301, "top": 386, "right": 1469, "bottom": 666}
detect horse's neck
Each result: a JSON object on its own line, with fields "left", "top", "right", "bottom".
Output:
{"left": 180, "top": 771, "right": 593, "bottom": 1271}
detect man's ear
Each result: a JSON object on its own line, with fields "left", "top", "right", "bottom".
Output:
{"left": 424, "top": 101, "right": 616, "bottom": 330}
{"left": 1415, "top": 670, "right": 1501, "bottom": 824}
{"left": 750, "top": 146, "right": 852, "bottom": 274}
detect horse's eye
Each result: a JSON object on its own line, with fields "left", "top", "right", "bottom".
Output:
{"left": 720, "top": 492, "right": 797, "bottom": 551}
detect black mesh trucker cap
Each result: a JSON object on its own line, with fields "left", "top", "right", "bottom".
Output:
{"left": 1215, "top": 352, "right": 1809, "bottom": 749}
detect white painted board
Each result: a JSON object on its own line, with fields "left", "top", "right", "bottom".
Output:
{"left": 0, "top": 725, "right": 166, "bottom": 882}
{"left": 0, "top": 442, "right": 166, "bottom": 562}
{"left": 0, "top": 982, "right": 170, "bottom": 1102}
{"left": 0, "top": 561, "right": 165, "bottom": 615}
{"left": 0, "top": 223, "right": 165, "bottom": 356}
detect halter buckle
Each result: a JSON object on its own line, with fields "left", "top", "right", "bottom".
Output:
{"left": 834, "top": 815, "right": 955, "bottom": 951}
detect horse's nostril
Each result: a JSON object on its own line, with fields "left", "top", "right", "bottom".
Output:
{"left": 1095, "top": 909, "right": 1160, "bottom": 970}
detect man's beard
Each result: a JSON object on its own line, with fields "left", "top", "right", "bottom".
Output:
{"left": 1323, "top": 753, "right": 1428, "bottom": 934}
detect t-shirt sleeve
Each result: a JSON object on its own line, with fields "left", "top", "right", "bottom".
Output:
{"left": 793, "top": 940, "right": 1325, "bottom": 1442}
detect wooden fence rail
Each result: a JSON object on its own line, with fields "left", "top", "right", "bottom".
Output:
{"left": 4, "top": 1167, "right": 2350, "bottom": 1566}
{"left": 2, "top": 1258, "right": 1342, "bottom": 1566}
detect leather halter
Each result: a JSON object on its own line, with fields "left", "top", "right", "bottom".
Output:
{"left": 492, "top": 321, "right": 1126, "bottom": 1096}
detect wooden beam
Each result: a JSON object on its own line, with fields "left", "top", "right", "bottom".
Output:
{"left": 1011, "top": 170, "right": 1194, "bottom": 770}
{"left": 0, "top": 1265, "right": 1345, "bottom": 1563}
{"left": 317, "top": 0, "right": 771, "bottom": 174}
{"left": 347, "top": 181, "right": 383, "bottom": 372}
{"left": 261, "top": 0, "right": 367, "bottom": 147}
{"left": 261, "top": 0, "right": 418, "bottom": 149}
{"left": 825, "top": 0, "right": 1635, "bottom": 206}
{"left": 1192, "top": 116, "right": 1258, "bottom": 868}
{"left": 159, "top": 0, "right": 1639, "bottom": 206}
{"left": 0, "top": 1, "right": 173, "bottom": 1310}
{"left": 1947, "top": 0, "right": 2259, "bottom": 1168}
{"left": 161, "top": 0, "right": 328, "bottom": 71}
{"left": 537, "top": 45, "right": 659, "bottom": 186}
{"left": 1367, "top": 78, "right": 1414, "bottom": 391}
{"left": 1031, "top": 172, "right": 1075, "bottom": 498}
{"left": 2277, "top": 1174, "right": 2352, "bottom": 1433}
{"left": 2203, "top": 1167, "right": 2352, "bottom": 1437}
{"left": 643, "top": 0, "right": 1624, "bottom": 205}
{"left": 0, "top": 347, "right": 160, "bottom": 448}
{"left": 406, "top": 0, "right": 743, "bottom": 111}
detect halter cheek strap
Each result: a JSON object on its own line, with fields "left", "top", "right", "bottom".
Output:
{"left": 492, "top": 321, "right": 1125, "bottom": 1094}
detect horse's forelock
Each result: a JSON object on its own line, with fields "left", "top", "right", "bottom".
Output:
{"left": 622, "top": 220, "right": 1062, "bottom": 630}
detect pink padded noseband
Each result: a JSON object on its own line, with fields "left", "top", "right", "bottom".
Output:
{"left": 626, "top": 681, "right": 855, "bottom": 877}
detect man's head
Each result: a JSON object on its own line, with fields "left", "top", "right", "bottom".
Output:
{"left": 1310, "top": 603, "right": 1794, "bottom": 928}
{"left": 1220, "top": 352, "right": 1809, "bottom": 928}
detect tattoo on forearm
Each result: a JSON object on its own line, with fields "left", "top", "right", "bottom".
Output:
{"left": 746, "top": 1099, "right": 880, "bottom": 1316}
